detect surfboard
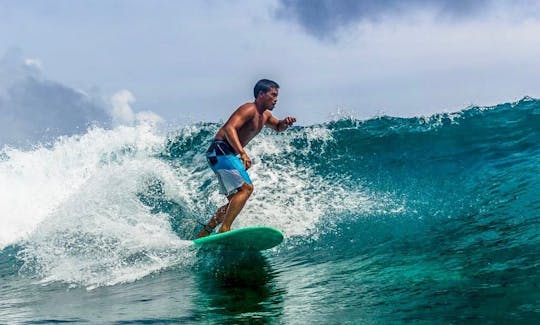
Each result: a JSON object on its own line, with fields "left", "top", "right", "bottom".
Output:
{"left": 193, "top": 226, "right": 283, "bottom": 251}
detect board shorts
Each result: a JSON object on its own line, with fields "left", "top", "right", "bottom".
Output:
{"left": 206, "top": 139, "right": 252, "bottom": 196}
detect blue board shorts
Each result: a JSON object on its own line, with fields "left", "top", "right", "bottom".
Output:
{"left": 206, "top": 140, "right": 252, "bottom": 196}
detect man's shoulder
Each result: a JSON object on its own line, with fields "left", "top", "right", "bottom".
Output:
{"left": 234, "top": 102, "right": 257, "bottom": 115}
{"left": 238, "top": 102, "right": 256, "bottom": 110}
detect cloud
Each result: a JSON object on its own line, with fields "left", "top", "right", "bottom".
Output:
{"left": 2, "top": 1, "right": 539, "bottom": 126}
{"left": 110, "top": 90, "right": 136, "bottom": 126}
{"left": 0, "top": 49, "right": 111, "bottom": 148}
{"left": 24, "top": 58, "right": 43, "bottom": 70}
{"left": 110, "top": 90, "right": 163, "bottom": 127}
{"left": 276, "top": 0, "right": 495, "bottom": 39}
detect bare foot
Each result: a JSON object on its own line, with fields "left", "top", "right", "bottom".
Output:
{"left": 195, "top": 230, "right": 209, "bottom": 239}
{"left": 195, "top": 226, "right": 214, "bottom": 239}
{"left": 218, "top": 225, "right": 231, "bottom": 233}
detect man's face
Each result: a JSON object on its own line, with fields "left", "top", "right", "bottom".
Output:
{"left": 262, "top": 88, "right": 279, "bottom": 110}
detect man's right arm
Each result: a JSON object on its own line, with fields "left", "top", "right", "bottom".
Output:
{"left": 222, "top": 106, "right": 252, "bottom": 169}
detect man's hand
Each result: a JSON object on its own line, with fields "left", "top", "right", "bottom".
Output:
{"left": 283, "top": 117, "right": 296, "bottom": 126}
{"left": 279, "top": 117, "right": 296, "bottom": 131}
{"left": 240, "top": 152, "right": 252, "bottom": 170}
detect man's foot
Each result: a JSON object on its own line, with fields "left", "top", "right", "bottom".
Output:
{"left": 218, "top": 225, "right": 231, "bottom": 233}
{"left": 195, "top": 224, "right": 214, "bottom": 239}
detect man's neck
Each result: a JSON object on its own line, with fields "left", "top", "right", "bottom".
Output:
{"left": 254, "top": 100, "right": 266, "bottom": 113}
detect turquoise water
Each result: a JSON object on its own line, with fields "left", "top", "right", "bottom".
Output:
{"left": 1, "top": 98, "right": 539, "bottom": 323}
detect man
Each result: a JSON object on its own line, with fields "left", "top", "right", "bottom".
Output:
{"left": 195, "top": 79, "right": 296, "bottom": 238}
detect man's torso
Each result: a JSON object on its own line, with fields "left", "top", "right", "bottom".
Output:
{"left": 215, "top": 103, "right": 270, "bottom": 148}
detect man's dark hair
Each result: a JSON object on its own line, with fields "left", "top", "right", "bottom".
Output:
{"left": 253, "top": 79, "right": 279, "bottom": 98}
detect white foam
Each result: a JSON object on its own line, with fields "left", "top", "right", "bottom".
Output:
{"left": 2, "top": 121, "right": 198, "bottom": 288}
{"left": 20, "top": 157, "right": 192, "bottom": 288}
{"left": 3, "top": 121, "right": 396, "bottom": 288}
{"left": 0, "top": 123, "right": 165, "bottom": 249}
{"left": 194, "top": 126, "right": 382, "bottom": 238}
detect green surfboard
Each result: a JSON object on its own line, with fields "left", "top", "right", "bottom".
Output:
{"left": 193, "top": 226, "right": 283, "bottom": 251}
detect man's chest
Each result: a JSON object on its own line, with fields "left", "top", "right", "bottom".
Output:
{"left": 244, "top": 114, "right": 267, "bottom": 132}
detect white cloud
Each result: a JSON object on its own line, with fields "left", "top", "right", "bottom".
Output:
{"left": 110, "top": 90, "right": 136, "bottom": 126}
{"left": 109, "top": 90, "right": 164, "bottom": 127}
{"left": 24, "top": 58, "right": 42, "bottom": 70}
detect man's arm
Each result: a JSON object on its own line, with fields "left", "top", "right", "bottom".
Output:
{"left": 265, "top": 112, "right": 296, "bottom": 131}
{"left": 222, "top": 105, "right": 253, "bottom": 169}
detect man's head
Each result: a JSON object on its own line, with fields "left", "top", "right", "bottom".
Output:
{"left": 254, "top": 79, "right": 279, "bottom": 99}
{"left": 254, "top": 79, "right": 279, "bottom": 110}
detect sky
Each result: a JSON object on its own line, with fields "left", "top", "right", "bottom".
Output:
{"left": 1, "top": 0, "right": 540, "bottom": 145}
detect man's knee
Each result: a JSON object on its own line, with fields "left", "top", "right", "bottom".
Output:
{"left": 241, "top": 183, "right": 254, "bottom": 195}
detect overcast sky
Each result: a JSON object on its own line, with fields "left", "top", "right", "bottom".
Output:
{"left": 1, "top": 0, "right": 540, "bottom": 141}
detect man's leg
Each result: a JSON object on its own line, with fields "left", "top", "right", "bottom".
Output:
{"left": 218, "top": 182, "right": 253, "bottom": 233}
{"left": 195, "top": 203, "right": 229, "bottom": 238}
{"left": 194, "top": 183, "right": 254, "bottom": 238}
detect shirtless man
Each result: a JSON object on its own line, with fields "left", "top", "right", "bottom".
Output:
{"left": 195, "top": 79, "right": 296, "bottom": 238}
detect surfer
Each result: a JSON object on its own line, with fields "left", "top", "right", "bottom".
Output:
{"left": 195, "top": 79, "right": 296, "bottom": 238}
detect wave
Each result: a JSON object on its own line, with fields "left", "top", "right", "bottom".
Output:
{"left": 1, "top": 97, "right": 538, "bottom": 288}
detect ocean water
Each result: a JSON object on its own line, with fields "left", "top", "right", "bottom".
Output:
{"left": 1, "top": 98, "right": 539, "bottom": 324}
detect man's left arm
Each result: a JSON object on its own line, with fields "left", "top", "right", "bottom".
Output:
{"left": 265, "top": 113, "right": 296, "bottom": 132}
